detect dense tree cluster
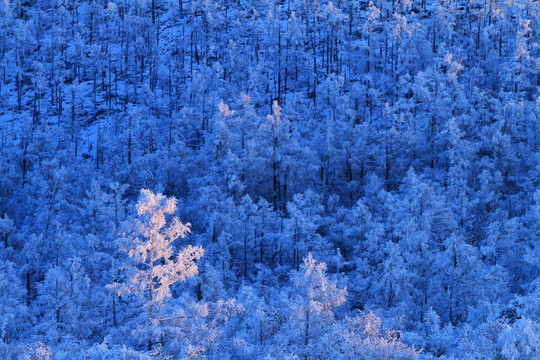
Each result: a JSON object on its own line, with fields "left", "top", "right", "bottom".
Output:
{"left": 0, "top": 0, "right": 539, "bottom": 358}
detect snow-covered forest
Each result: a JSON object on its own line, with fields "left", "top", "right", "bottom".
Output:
{"left": 0, "top": 0, "right": 539, "bottom": 358}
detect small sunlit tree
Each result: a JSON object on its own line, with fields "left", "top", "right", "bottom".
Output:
{"left": 292, "top": 253, "right": 347, "bottom": 359}
{"left": 113, "top": 189, "right": 204, "bottom": 351}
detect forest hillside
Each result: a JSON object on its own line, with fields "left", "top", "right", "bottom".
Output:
{"left": 0, "top": 0, "right": 539, "bottom": 358}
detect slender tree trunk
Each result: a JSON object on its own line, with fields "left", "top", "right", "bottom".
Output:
{"left": 304, "top": 309, "right": 310, "bottom": 359}
{"left": 148, "top": 253, "right": 155, "bottom": 351}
